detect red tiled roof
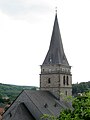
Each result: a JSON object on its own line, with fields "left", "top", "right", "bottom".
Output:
{"left": 0, "top": 108, "right": 4, "bottom": 115}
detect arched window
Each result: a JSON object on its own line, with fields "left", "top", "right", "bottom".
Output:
{"left": 63, "top": 76, "right": 65, "bottom": 85}
{"left": 67, "top": 76, "right": 69, "bottom": 85}
{"left": 48, "top": 78, "right": 51, "bottom": 83}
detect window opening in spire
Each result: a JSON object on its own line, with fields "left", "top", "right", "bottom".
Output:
{"left": 49, "top": 56, "right": 52, "bottom": 64}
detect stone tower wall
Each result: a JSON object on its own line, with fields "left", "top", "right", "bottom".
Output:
{"left": 40, "top": 65, "right": 72, "bottom": 99}
{"left": 40, "top": 73, "right": 60, "bottom": 98}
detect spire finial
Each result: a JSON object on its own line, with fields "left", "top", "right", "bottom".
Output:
{"left": 55, "top": 7, "right": 57, "bottom": 14}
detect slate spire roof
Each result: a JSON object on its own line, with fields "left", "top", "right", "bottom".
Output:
{"left": 43, "top": 13, "right": 69, "bottom": 66}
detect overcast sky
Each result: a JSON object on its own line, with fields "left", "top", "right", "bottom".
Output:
{"left": 0, "top": 0, "right": 90, "bottom": 86}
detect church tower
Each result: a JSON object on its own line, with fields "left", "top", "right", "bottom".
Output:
{"left": 40, "top": 13, "right": 72, "bottom": 99}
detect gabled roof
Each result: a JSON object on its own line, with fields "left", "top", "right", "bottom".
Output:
{"left": 3, "top": 90, "right": 72, "bottom": 120}
{"left": 43, "top": 14, "right": 69, "bottom": 66}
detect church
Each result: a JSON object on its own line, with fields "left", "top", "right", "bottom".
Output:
{"left": 2, "top": 13, "right": 72, "bottom": 120}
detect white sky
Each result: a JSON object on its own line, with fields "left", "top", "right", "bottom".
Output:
{"left": 0, "top": 0, "right": 90, "bottom": 87}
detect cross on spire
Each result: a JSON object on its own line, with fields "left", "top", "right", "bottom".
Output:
{"left": 55, "top": 7, "right": 57, "bottom": 14}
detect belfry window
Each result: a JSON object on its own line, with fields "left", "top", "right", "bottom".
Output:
{"left": 48, "top": 78, "right": 51, "bottom": 83}
{"left": 67, "top": 76, "right": 69, "bottom": 85}
{"left": 63, "top": 76, "right": 65, "bottom": 85}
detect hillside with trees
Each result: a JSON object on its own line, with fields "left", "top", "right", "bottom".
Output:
{"left": 72, "top": 81, "right": 90, "bottom": 96}
{"left": 0, "top": 83, "right": 38, "bottom": 106}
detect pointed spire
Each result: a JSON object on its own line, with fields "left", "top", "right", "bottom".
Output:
{"left": 42, "top": 13, "right": 69, "bottom": 66}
